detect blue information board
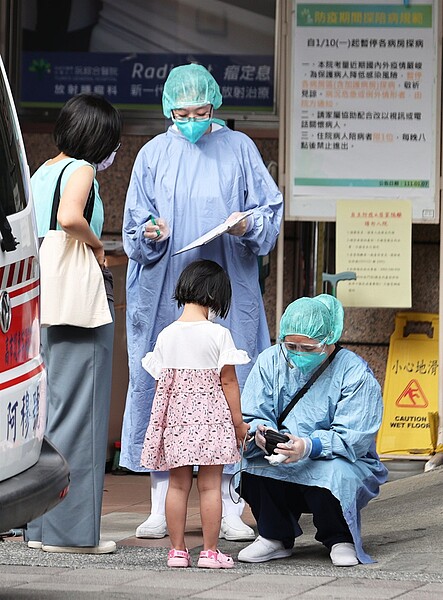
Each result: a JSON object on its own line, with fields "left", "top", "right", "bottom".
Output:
{"left": 21, "top": 52, "right": 274, "bottom": 112}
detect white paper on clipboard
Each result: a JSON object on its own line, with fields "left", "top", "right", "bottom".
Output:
{"left": 172, "top": 210, "right": 253, "bottom": 256}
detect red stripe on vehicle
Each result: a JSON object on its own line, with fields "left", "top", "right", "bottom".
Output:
{"left": 0, "top": 363, "right": 44, "bottom": 391}
{"left": 7, "top": 262, "right": 17, "bottom": 287}
{"left": 17, "top": 259, "right": 25, "bottom": 283}
{"left": 25, "top": 257, "right": 33, "bottom": 279}
{"left": 2, "top": 264, "right": 10, "bottom": 288}
{"left": 1, "top": 257, "right": 37, "bottom": 289}
{"left": 9, "top": 279, "right": 39, "bottom": 298}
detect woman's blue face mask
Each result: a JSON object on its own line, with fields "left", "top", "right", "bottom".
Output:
{"left": 172, "top": 106, "right": 213, "bottom": 143}
{"left": 175, "top": 118, "right": 212, "bottom": 143}
{"left": 286, "top": 350, "right": 327, "bottom": 373}
{"left": 280, "top": 338, "right": 327, "bottom": 373}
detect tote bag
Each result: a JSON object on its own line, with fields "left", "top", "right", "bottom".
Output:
{"left": 39, "top": 162, "right": 112, "bottom": 328}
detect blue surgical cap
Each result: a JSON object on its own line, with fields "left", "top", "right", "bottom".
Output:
{"left": 279, "top": 294, "right": 344, "bottom": 345}
{"left": 162, "top": 64, "right": 223, "bottom": 118}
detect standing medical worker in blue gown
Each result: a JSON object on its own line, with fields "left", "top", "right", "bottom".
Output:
{"left": 120, "top": 63, "right": 283, "bottom": 541}
{"left": 237, "top": 294, "right": 388, "bottom": 566}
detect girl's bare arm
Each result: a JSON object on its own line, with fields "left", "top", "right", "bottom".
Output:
{"left": 220, "top": 364, "right": 250, "bottom": 447}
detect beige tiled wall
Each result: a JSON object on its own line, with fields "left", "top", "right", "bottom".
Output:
{"left": 23, "top": 132, "right": 440, "bottom": 391}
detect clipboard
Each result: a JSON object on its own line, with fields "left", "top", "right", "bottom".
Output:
{"left": 172, "top": 210, "right": 253, "bottom": 256}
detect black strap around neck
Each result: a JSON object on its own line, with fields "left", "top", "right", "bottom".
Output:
{"left": 49, "top": 162, "right": 95, "bottom": 230}
{"left": 277, "top": 344, "right": 342, "bottom": 429}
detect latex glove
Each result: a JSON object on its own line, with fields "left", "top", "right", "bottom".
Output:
{"left": 270, "top": 435, "right": 312, "bottom": 464}
{"left": 226, "top": 211, "right": 253, "bottom": 237}
{"left": 144, "top": 217, "right": 170, "bottom": 242}
{"left": 265, "top": 447, "right": 293, "bottom": 465}
{"left": 254, "top": 424, "right": 267, "bottom": 452}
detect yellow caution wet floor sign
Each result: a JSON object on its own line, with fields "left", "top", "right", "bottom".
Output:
{"left": 377, "top": 312, "right": 439, "bottom": 458}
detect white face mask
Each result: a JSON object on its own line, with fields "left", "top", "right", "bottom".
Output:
{"left": 208, "top": 308, "right": 218, "bottom": 322}
{"left": 95, "top": 151, "right": 116, "bottom": 171}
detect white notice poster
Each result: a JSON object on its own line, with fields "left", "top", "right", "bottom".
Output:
{"left": 289, "top": 0, "right": 440, "bottom": 222}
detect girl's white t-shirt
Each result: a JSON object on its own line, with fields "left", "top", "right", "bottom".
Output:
{"left": 142, "top": 320, "right": 250, "bottom": 379}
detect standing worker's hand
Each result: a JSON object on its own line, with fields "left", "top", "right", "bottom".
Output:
{"left": 226, "top": 211, "right": 253, "bottom": 237}
{"left": 144, "top": 217, "right": 170, "bottom": 242}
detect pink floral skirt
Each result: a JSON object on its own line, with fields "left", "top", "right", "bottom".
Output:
{"left": 140, "top": 368, "right": 241, "bottom": 470}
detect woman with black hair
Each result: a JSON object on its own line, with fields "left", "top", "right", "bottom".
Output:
{"left": 25, "top": 93, "right": 122, "bottom": 554}
{"left": 140, "top": 259, "right": 250, "bottom": 569}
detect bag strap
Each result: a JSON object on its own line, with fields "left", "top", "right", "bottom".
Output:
{"left": 83, "top": 184, "right": 95, "bottom": 224}
{"left": 277, "top": 344, "right": 342, "bottom": 429}
{"left": 49, "top": 162, "right": 95, "bottom": 230}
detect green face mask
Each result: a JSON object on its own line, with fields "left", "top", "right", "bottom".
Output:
{"left": 175, "top": 118, "right": 212, "bottom": 143}
{"left": 287, "top": 350, "right": 326, "bottom": 373}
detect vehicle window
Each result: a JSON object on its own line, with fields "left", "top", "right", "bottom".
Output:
{"left": 0, "top": 74, "right": 27, "bottom": 216}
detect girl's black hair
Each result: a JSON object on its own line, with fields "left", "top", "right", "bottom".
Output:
{"left": 54, "top": 93, "right": 122, "bottom": 164}
{"left": 174, "top": 259, "right": 232, "bottom": 319}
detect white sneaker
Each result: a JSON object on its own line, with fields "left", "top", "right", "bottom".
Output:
{"left": 27, "top": 541, "right": 42, "bottom": 549}
{"left": 135, "top": 514, "right": 167, "bottom": 539}
{"left": 330, "top": 542, "right": 359, "bottom": 567}
{"left": 219, "top": 514, "right": 255, "bottom": 541}
{"left": 42, "top": 541, "right": 116, "bottom": 555}
{"left": 237, "top": 535, "right": 293, "bottom": 563}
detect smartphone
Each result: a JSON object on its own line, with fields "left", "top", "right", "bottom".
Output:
{"left": 263, "top": 429, "right": 290, "bottom": 455}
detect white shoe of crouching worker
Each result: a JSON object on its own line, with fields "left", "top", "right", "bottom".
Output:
{"left": 136, "top": 514, "right": 168, "bottom": 539}
{"left": 330, "top": 542, "right": 359, "bottom": 567}
{"left": 219, "top": 514, "right": 255, "bottom": 541}
{"left": 237, "top": 535, "right": 293, "bottom": 563}
{"left": 41, "top": 541, "right": 116, "bottom": 555}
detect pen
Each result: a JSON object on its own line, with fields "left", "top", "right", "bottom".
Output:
{"left": 150, "top": 215, "right": 161, "bottom": 237}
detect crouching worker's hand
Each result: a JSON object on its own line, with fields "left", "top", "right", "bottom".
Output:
{"left": 273, "top": 435, "right": 312, "bottom": 464}
{"left": 254, "top": 424, "right": 267, "bottom": 452}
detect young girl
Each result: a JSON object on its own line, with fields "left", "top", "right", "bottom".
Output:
{"left": 140, "top": 259, "right": 251, "bottom": 568}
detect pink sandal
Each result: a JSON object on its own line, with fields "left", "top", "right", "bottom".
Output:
{"left": 167, "top": 548, "right": 191, "bottom": 568}
{"left": 197, "top": 549, "right": 234, "bottom": 569}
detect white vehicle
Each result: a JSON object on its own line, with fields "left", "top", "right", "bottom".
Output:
{"left": 0, "top": 55, "right": 69, "bottom": 533}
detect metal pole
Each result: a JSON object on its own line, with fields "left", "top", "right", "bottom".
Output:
{"left": 275, "top": 0, "right": 289, "bottom": 331}
{"left": 424, "top": 202, "right": 443, "bottom": 470}
{"left": 315, "top": 222, "right": 326, "bottom": 295}
{"left": 424, "top": 1, "right": 443, "bottom": 471}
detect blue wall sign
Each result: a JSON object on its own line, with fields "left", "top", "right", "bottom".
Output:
{"left": 21, "top": 52, "right": 274, "bottom": 112}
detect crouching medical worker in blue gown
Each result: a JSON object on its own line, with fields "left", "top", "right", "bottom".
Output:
{"left": 120, "top": 63, "right": 283, "bottom": 542}
{"left": 238, "top": 294, "right": 388, "bottom": 567}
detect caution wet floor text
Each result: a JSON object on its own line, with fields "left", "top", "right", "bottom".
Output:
{"left": 377, "top": 312, "right": 439, "bottom": 458}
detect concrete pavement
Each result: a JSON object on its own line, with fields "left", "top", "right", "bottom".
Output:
{"left": 1, "top": 466, "right": 443, "bottom": 599}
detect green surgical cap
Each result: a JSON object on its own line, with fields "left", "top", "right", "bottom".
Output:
{"left": 279, "top": 294, "right": 344, "bottom": 345}
{"left": 162, "top": 64, "right": 223, "bottom": 118}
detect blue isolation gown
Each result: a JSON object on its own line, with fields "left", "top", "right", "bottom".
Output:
{"left": 120, "top": 125, "right": 283, "bottom": 472}
{"left": 240, "top": 345, "right": 389, "bottom": 563}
